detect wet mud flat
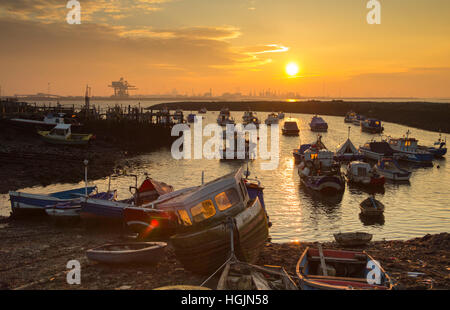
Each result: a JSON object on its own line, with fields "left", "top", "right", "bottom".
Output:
{"left": 0, "top": 216, "right": 448, "bottom": 290}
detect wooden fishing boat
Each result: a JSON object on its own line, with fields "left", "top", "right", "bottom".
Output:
{"left": 359, "top": 196, "right": 385, "bottom": 216}
{"left": 217, "top": 260, "right": 298, "bottom": 290}
{"left": 38, "top": 124, "right": 93, "bottom": 145}
{"left": 86, "top": 242, "right": 167, "bottom": 265}
{"left": 333, "top": 232, "right": 373, "bottom": 247}
{"left": 296, "top": 247, "right": 394, "bottom": 290}
{"left": 168, "top": 168, "right": 269, "bottom": 274}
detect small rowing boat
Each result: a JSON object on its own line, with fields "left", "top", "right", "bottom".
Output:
{"left": 86, "top": 242, "right": 167, "bottom": 265}
{"left": 359, "top": 196, "right": 385, "bottom": 216}
{"left": 333, "top": 232, "right": 373, "bottom": 247}
{"left": 296, "top": 247, "right": 394, "bottom": 290}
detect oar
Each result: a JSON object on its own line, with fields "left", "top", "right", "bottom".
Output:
{"left": 318, "top": 244, "right": 328, "bottom": 276}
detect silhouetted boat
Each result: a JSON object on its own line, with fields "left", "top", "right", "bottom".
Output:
{"left": 282, "top": 120, "right": 300, "bottom": 136}
{"left": 361, "top": 118, "right": 384, "bottom": 134}
{"left": 309, "top": 115, "right": 328, "bottom": 132}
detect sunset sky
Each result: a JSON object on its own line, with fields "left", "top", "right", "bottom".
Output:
{"left": 0, "top": 0, "right": 449, "bottom": 98}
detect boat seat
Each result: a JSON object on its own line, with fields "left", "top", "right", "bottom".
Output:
{"left": 309, "top": 256, "right": 367, "bottom": 264}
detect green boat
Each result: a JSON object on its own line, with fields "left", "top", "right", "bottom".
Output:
{"left": 38, "top": 123, "right": 93, "bottom": 145}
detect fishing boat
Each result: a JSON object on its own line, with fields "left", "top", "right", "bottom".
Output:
{"left": 309, "top": 115, "right": 328, "bottom": 132}
{"left": 346, "top": 162, "right": 385, "bottom": 187}
{"left": 278, "top": 111, "right": 285, "bottom": 119}
{"left": 333, "top": 232, "right": 373, "bottom": 247}
{"left": 296, "top": 247, "right": 394, "bottom": 290}
{"left": 388, "top": 131, "right": 433, "bottom": 165}
{"left": 352, "top": 114, "right": 365, "bottom": 126}
{"left": 125, "top": 167, "right": 271, "bottom": 239}
{"left": 81, "top": 176, "right": 173, "bottom": 224}
{"left": 9, "top": 186, "right": 96, "bottom": 217}
{"left": 344, "top": 111, "right": 357, "bottom": 123}
{"left": 418, "top": 133, "right": 447, "bottom": 158}
{"left": 86, "top": 242, "right": 167, "bottom": 265}
{"left": 359, "top": 140, "right": 400, "bottom": 161}
{"left": 298, "top": 147, "right": 345, "bottom": 193}
{"left": 242, "top": 110, "right": 260, "bottom": 127}
{"left": 335, "top": 131, "right": 364, "bottom": 162}
{"left": 198, "top": 107, "right": 207, "bottom": 114}
{"left": 168, "top": 168, "right": 269, "bottom": 274}
{"left": 293, "top": 135, "right": 327, "bottom": 162}
{"left": 264, "top": 112, "right": 279, "bottom": 125}
{"left": 282, "top": 120, "right": 300, "bottom": 136}
{"left": 359, "top": 196, "right": 385, "bottom": 216}
{"left": 38, "top": 124, "right": 93, "bottom": 145}
{"left": 217, "top": 260, "right": 298, "bottom": 290}
{"left": 374, "top": 157, "right": 412, "bottom": 182}
{"left": 361, "top": 118, "right": 384, "bottom": 134}
{"left": 45, "top": 191, "right": 117, "bottom": 221}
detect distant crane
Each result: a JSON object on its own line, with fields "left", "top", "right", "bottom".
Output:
{"left": 108, "top": 77, "right": 137, "bottom": 98}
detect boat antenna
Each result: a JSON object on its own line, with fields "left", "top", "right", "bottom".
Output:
{"left": 83, "top": 159, "right": 89, "bottom": 196}
{"left": 201, "top": 171, "right": 205, "bottom": 185}
{"left": 244, "top": 162, "right": 251, "bottom": 179}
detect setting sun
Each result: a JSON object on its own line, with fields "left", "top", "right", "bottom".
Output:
{"left": 285, "top": 62, "right": 300, "bottom": 77}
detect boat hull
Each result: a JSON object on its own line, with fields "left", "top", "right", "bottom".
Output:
{"left": 282, "top": 129, "right": 299, "bottom": 136}
{"left": 170, "top": 198, "right": 269, "bottom": 274}
{"left": 86, "top": 242, "right": 167, "bottom": 265}
{"left": 300, "top": 175, "right": 345, "bottom": 193}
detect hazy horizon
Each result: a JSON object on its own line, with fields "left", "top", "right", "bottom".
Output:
{"left": 1, "top": 0, "right": 449, "bottom": 98}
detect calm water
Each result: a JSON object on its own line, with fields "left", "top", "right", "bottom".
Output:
{"left": 1, "top": 111, "right": 449, "bottom": 243}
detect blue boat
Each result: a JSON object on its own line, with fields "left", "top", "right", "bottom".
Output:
{"left": 388, "top": 131, "right": 434, "bottom": 165}
{"left": 293, "top": 135, "right": 327, "bottom": 162}
{"left": 361, "top": 118, "right": 384, "bottom": 134}
{"left": 309, "top": 115, "right": 328, "bottom": 132}
{"left": 375, "top": 157, "right": 412, "bottom": 182}
{"left": 419, "top": 134, "right": 447, "bottom": 158}
{"left": 9, "top": 186, "right": 96, "bottom": 216}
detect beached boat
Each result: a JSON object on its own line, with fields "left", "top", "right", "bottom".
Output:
{"left": 9, "top": 186, "right": 96, "bottom": 216}
{"left": 346, "top": 162, "right": 385, "bottom": 187}
{"left": 9, "top": 113, "right": 82, "bottom": 131}
{"left": 359, "top": 140, "right": 400, "bottom": 161}
{"left": 344, "top": 111, "right": 357, "bottom": 123}
{"left": 333, "top": 232, "right": 373, "bottom": 247}
{"left": 168, "top": 168, "right": 269, "bottom": 274}
{"left": 388, "top": 131, "right": 433, "bottom": 165}
{"left": 418, "top": 133, "right": 447, "bottom": 158}
{"left": 359, "top": 196, "right": 385, "bottom": 216}
{"left": 309, "top": 115, "right": 328, "bottom": 132}
{"left": 298, "top": 148, "right": 345, "bottom": 193}
{"left": 217, "top": 260, "right": 298, "bottom": 290}
{"left": 86, "top": 242, "right": 167, "bottom": 265}
{"left": 361, "top": 118, "right": 384, "bottom": 134}
{"left": 38, "top": 124, "right": 93, "bottom": 145}
{"left": 81, "top": 176, "right": 173, "bottom": 224}
{"left": 45, "top": 191, "right": 116, "bottom": 221}
{"left": 296, "top": 247, "right": 394, "bottom": 290}
{"left": 264, "top": 112, "right": 279, "bottom": 125}
{"left": 282, "top": 120, "right": 300, "bottom": 136}
{"left": 374, "top": 157, "right": 411, "bottom": 182}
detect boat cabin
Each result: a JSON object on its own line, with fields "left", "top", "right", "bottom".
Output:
{"left": 388, "top": 137, "right": 419, "bottom": 152}
{"left": 148, "top": 168, "right": 253, "bottom": 230}
{"left": 303, "top": 149, "right": 334, "bottom": 167}
{"left": 348, "top": 161, "right": 372, "bottom": 177}
{"left": 44, "top": 113, "right": 65, "bottom": 125}
{"left": 48, "top": 123, "right": 73, "bottom": 139}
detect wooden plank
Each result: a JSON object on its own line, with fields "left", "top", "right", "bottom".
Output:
{"left": 318, "top": 244, "right": 328, "bottom": 276}
{"left": 251, "top": 271, "right": 271, "bottom": 290}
